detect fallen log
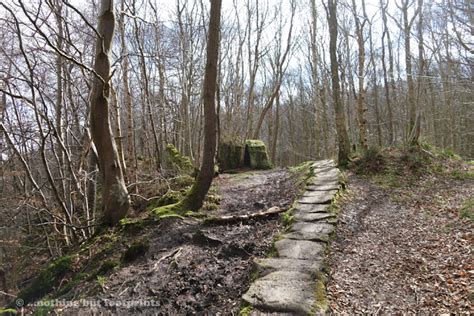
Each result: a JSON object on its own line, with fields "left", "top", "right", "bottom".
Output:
{"left": 203, "top": 206, "right": 283, "bottom": 225}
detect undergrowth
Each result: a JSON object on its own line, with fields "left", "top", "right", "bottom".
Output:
{"left": 350, "top": 144, "right": 472, "bottom": 187}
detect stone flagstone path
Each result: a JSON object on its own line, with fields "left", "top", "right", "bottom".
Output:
{"left": 242, "top": 160, "right": 341, "bottom": 315}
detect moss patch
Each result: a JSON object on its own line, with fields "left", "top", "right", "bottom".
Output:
{"left": 289, "top": 160, "right": 314, "bottom": 175}
{"left": 289, "top": 161, "right": 315, "bottom": 193}
{"left": 150, "top": 203, "right": 187, "bottom": 219}
{"left": 164, "top": 144, "right": 195, "bottom": 175}
{"left": 219, "top": 141, "right": 244, "bottom": 171}
{"left": 239, "top": 303, "right": 254, "bottom": 316}
{"left": 312, "top": 278, "right": 328, "bottom": 313}
{"left": 281, "top": 207, "right": 295, "bottom": 227}
{"left": 154, "top": 191, "right": 182, "bottom": 207}
{"left": 17, "top": 256, "right": 72, "bottom": 305}
{"left": 119, "top": 217, "right": 146, "bottom": 233}
{"left": 459, "top": 197, "right": 474, "bottom": 221}
{"left": 244, "top": 140, "right": 272, "bottom": 170}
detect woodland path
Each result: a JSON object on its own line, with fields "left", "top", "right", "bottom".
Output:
{"left": 243, "top": 160, "right": 342, "bottom": 314}
{"left": 55, "top": 168, "right": 303, "bottom": 315}
{"left": 326, "top": 171, "right": 473, "bottom": 314}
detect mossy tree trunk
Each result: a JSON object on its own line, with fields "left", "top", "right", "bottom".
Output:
{"left": 180, "top": 0, "right": 221, "bottom": 211}
{"left": 90, "top": 0, "right": 130, "bottom": 224}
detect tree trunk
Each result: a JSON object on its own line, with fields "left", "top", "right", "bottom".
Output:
{"left": 351, "top": 0, "right": 368, "bottom": 150}
{"left": 270, "top": 90, "right": 280, "bottom": 163}
{"left": 119, "top": 0, "right": 135, "bottom": 165}
{"left": 181, "top": 0, "right": 221, "bottom": 211}
{"left": 380, "top": 0, "right": 394, "bottom": 144}
{"left": 412, "top": 0, "right": 424, "bottom": 146}
{"left": 401, "top": 0, "right": 419, "bottom": 145}
{"left": 90, "top": 0, "right": 130, "bottom": 225}
{"left": 111, "top": 85, "right": 126, "bottom": 173}
{"left": 328, "top": 0, "right": 351, "bottom": 166}
{"left": 365, "top": 3, "right": 382, "bottom": 147}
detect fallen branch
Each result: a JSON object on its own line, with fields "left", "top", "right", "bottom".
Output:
{"left": 203, "top": 206, "right": 283, "bottom": 225}
{"left": 0, "top": 290, "right": 16, "bottom": 298}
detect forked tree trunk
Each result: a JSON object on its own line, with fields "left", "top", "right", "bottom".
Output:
{"left": 90, "top": 0, "right": 130, "bottom": 225}
{"left": 181, "top": 0, "right": 221, "bottom": 211}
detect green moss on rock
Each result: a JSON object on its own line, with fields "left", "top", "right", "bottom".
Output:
{"left": 244, "top": 140, "right": 272, "bottom": 170}
{"left": 155, "top": 191, "right": 182, "bottom": 207}
{"left": 119, "top": 217, "right": 146, "bottom": 233}
{"left": 219, "top": 141, "right": 244, "bottom": 171}
{"left": 164, "top": 144, "right": 195, "bottom": 175}
{"left": 172, "top": 175, "right": 195, "bottom": 187}
{"left": 150, "top": 203, "right": 186, "bottom": 219}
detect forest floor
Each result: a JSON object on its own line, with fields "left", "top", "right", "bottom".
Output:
{"left": 327, "top": 148, "right": 473, "bottom": 314}
{"left": 18, "top": 168, "right": 304, "bottom": 315}
{"left": 4, "top": 147, "right": 473, "bottom": 315}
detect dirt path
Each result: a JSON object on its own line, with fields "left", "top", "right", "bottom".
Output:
{"left": 327, "top": 173, "right": 473, "bottom": 314}
{"left": 62, "top": 169, "right": 300, "bottom": 315}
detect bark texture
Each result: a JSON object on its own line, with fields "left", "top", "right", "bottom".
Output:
{"left": 90, "top": 0, "right": 130, "bottom": 224}
{"left": 181, "top": 0, "right": 222, "bottom": 211}
{"left": 328, "top": 0, "right": 351, "bottom": 167}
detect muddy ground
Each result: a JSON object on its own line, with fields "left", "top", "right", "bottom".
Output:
{"left": 327, "top": 171, "right": 473, "bottom": 314}
{"left": 57, "top": 169, "right": 301, "bottom": 315}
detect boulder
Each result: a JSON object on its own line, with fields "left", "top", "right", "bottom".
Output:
{"left": 244, "top": 140, "right": 272, "bottom": 170}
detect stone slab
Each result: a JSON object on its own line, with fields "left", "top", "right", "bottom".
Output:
{"left": 306, "top": 182, "right": 341, "bottom": 191}
{"left": 315, "top": 168, "right": 340, "bottom": 180}
{"left": 284, "top": 222, "right": 335, "bottom": 242}
{"left": 312, "top": 166, "right": 335, "bottom": 175}
{"left": 312, "top": 160, "right": 334, "bottom": 169}
{"left": 294, "top": 203, "right": 330, "bottom": 213}
{"left": 242, "top": 271, "right": 316, "bottom": 315}
{"left": 275, "top": 239, "right": 325, "bottom": 260}
{"left": 249, "top": 311, "right": 293, "bottom": 316}
{"left": 293, "top": 212, "right": 335, "bottom": 222}
{"left": 314, "top": 177, "right": 339, "bottom": 185}
{"left": 242, "top": 160, "right": 339, "bottom": 315}
{"left": 255, "top": 257, "right": 323, "bottom": 276}
{"left": 299, "top": 190, "right": 337, "bottom": 204}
